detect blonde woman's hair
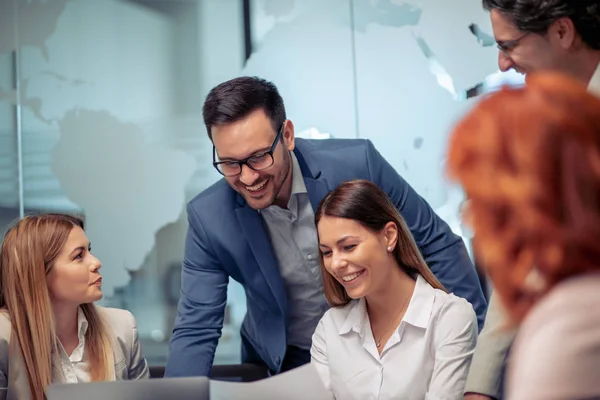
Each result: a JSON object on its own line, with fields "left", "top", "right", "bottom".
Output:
{"left": 0, "top": 214, "right": 115, "bottom": 400}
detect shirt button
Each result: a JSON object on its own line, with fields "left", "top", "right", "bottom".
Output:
{"left": 307, "top": 254, "right": 313, "bottom": 261}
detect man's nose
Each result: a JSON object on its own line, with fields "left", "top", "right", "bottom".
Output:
{"left": 239, "top": 164, "right": 259, "bottom": 186}
{"left": 498, "top": 51, "right": 515, "bottom": 72}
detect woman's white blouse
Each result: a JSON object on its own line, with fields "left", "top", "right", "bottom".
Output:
{"left": 55, "top": 307, "right": 91, "bottom": 383}
{"left": 310, "top": 275, "right": 478, "bottom": 400}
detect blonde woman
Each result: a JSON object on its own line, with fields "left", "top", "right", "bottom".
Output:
{"left": 0, "top": 214, "right": 149, "bottom": 400}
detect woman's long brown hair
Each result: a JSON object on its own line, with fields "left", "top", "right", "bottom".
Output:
{"left": 0, "top": 214, "right": 115, "bottom": 399}
{"left": 315, "top": 179, "right": 445, "bottom": 307}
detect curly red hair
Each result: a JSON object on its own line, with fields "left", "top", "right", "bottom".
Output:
{"left": 447, "top": 72, "right": 600, "bottom": 323}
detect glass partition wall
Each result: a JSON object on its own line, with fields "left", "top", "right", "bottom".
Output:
{"left": 0, "top": 0, "right": 518, "bottom": 366}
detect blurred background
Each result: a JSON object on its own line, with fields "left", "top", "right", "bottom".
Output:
{"left": 0, "top": 0, "right": 524, "bottom": 367}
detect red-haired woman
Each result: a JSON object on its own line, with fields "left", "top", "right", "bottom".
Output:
{"left": 447, "top": 72, "right": 600, "bottom": 400}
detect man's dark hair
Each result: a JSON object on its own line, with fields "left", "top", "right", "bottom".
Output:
{"left": 202, "top": 76, "right": 286, "bottom": 141}
{"left": 482, "top": 0, "right": 600, "bottom": 49}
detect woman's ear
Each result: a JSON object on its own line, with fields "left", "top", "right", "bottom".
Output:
{"left": 383, "top": 221, "right": 398, "bottom": 251}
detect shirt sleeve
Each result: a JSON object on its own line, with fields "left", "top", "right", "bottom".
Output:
{"left": 428, "top": 297, "right": 479, "bottom": 399}
{"left": 310, "top": 318, "right": 332, "bottom": 392}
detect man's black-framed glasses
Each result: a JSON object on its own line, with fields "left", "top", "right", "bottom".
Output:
{"left": 212, "top": 124, "right": 284, "bottom": 177}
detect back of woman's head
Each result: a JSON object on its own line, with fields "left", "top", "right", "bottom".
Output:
{"left": 315, "top": 179, "right": 444, "bottom": 306}
{"left": 447, "top": 72, "right": 600, "bottom": 322}
{"left": 0, "top": 213, "right": 96, "bottom": 399}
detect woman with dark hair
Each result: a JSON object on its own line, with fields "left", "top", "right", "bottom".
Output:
{"left": 447, "top": 72, "right": 600, "bottom": 399}
{"left": 310, "top": 179, "right": 477, "bottom": 400}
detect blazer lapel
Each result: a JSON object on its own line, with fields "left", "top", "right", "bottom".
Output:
{"left": 113, "top": 348, "right": 126, "bottom": 380}
{"left": 294, "top": 146, "right": 331, "bottom": 211}
{"left": 236, "top": 204, "right": 288, "bottom": 315}
{"left": 304, "top": 176, "right": 330, "bottom": 212}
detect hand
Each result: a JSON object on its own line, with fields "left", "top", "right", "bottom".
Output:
{"left": 465, "top": 394, "right": 495, "bottom": 400}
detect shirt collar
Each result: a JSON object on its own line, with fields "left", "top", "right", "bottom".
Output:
{"left": 339, "top": 297, "right": 367, "bottom": 336}
{"left": 338, "top": 274, "right": 435, "bottom": 336}
{"left": 290, "top": 151, "right": 307, "bottom": 196}
{"left": 77, "top": 306, "right": 88, "bottom": 341}
{"left": 588, "top": 62, "right": 600, "bottom": 98}
{"left": 257, "top": 151, "right": 307, "bottom": 216}
{"left": 402, "top": 274, "right": 435, "bottom": 329}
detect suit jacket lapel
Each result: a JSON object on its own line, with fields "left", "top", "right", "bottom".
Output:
{"left": 304, "top": 176, "right": 330, "bottom": 212}
{"left": 236, "top": 204, "right": 287, "bottom": 315}
{"left": 294, "top": 145, "right": 330, "bottom": 211}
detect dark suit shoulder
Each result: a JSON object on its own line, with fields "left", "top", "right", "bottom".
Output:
{"left": 295, "top": 138, "right": 372, "bottom": 168}
{"left": 295, "top": 138, "right": 376, "bottom": 184}
{"left": 295, "top": 137, "right": 370, "bottom": 154}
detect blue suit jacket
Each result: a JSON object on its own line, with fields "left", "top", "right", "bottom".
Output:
{"left": 165, "top": 138, "right": 487, "bottom": 377}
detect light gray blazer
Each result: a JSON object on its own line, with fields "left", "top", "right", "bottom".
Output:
{"left": 464, "top": 292, "right": 516, "bottom": 398}
{"left": 0, "top": 306, "right": 149, "bottom": 400}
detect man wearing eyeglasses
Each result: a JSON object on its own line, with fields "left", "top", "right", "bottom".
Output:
{"left": 465, "top": 1, "right": 600, "bottom": 399}
{"left": 164, "top": 76, "right": 487, "bottom": 378}
{"left": 486, "top": 0, "right": 600, "bottom": 92}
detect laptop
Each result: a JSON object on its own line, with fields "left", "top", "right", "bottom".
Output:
{"left": 46, "top": 376, "right": 209, "bottom": 400}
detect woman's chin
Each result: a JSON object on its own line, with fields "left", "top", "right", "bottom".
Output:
{"left": 345, "top": 285, "right": 368, "bottom": 299}
{"left": 89, "top": 289, "right": 103, "bottom": 302}
{"left": 346, "top": 291, "right": 363, "bottom": 299}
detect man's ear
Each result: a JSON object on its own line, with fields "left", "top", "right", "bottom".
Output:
{"left": 283, "top": 120, "right": 295, "bottom": 151}
{"left": 548, "top": 16, "right": 577, "bottom": 50}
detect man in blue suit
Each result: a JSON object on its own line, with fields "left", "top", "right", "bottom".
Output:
{"left": 165, "top": 76, "right": 487, "bottom": 377}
